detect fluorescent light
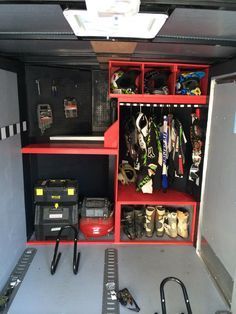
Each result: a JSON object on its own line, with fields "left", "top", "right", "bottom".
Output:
{"left": 85, "top": 0, "right": 140, "bottom": 17}
{"left": 63, "top": 9, "right": 168, "bottom": 39}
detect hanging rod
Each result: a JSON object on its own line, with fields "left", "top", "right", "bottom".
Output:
{"left": 119, "top": 103, "right": 205, "bottom": 108}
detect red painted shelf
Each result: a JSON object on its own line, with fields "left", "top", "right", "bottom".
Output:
{"left": 21, "top": 143, "right": 118, "bottom": 155}
{"left": 117, "top": 184, "right": 196, "bottom": 205}
{"left": 27, "top": 240, "right": 115, "bottom": 245}
{"left": 118, "top": 240, "right": 193, "bottom": 246}
{"left": 110, "top": 94, "right": 208, "bottom": 104}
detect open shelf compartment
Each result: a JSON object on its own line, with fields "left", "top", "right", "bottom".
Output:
{"left": 117, "top": 184, "right": 197, "bottom": 205}
{"left": 22, "top": 120, "right": 119, "bottom": 155}
{"left": 109, "top": 60, "right": 209, "bottom": 104}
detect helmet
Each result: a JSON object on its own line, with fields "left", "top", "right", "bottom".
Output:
{"left": 176, "top": 71, "right": 205, "bottom": 95}
{"left": 144, "top": 70, "right": 169, "bottom": 94}
{"left": 111, "top": 69, "right": 140, "bottom": 94}
{"left": 110, "top": 70, "right": 125, "bottom": 93}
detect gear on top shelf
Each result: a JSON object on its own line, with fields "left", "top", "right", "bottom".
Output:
{"left": 176, "top": 71, "right": 205, "bottom": 95}
{"left": 110, "top": 69, "right": 140, "bottom": 94}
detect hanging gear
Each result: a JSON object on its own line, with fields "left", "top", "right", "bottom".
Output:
{"left": 118, "top": 163, "right": 137, "bottom": 185}
{"left": 135, "top": 112, "right": 153, "bottom": 193}
{"left": 124, "top": 116, "right": 140, "bottom": 164}
{"left": 162, "top": 115, "right": 168, "bottom": 191}
{"left": 176, "top": 71, "right": 205, "bottom": 95}
{"left": 144, "top": 70, "right": 169, "bottom": 95}
{"left": 174, "top": 119, "right": 187, "bottom": 178}
{"left": 189, "top": 113, "right": 203, "bottom": 185}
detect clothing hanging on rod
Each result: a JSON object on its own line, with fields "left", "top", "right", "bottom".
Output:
{"left": 122, "top": 106, "right": 188, "bottom": 194}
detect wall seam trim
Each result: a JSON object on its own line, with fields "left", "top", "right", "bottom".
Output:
{"left": 0, "top": 121, "right": 27, "bottom": 141}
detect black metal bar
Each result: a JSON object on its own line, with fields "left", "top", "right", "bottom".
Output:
{"left": 0, "top": 32, "right": 76, "bottom": 41}
{"left": 50, "top": 224, "right": 80, "bottom": 275}
{"left": 0, "top": 32, "right": 236, "bottom": 48}
{"left": 0, "top": 0, "right": 236, "bottom": 10}
{"left": 160, "top": 276, "right": 192, "bottom": 314}
{"left": 153, "top": 35, "right": 236, "bottom": 48}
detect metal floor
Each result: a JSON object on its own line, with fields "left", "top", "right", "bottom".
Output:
{"left": 8, "top": 245, "right": 229, "bottom": 314}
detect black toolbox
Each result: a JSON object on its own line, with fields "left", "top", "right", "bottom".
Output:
{"left": 34, "top": 179, "right": 78, "bottom": 203}
{"left": 34, "top": 202, "right": 78, "bottom": 240}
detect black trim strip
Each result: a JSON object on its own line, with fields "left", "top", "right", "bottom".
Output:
{"left": 0, "top": 121, "right": 27, "bottom": 141}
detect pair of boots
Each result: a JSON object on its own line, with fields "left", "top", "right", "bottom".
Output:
{"left": 164, "top": 209, "right": 189, "bottom": 238}
{"left": 123, "top": 206, "right": 144, "bottom": 240}
{"left": 145, "top": 207, "right": 189, "bottom": 238}
{"left": 145, "top": 206, "right": 166, "bottom": 237}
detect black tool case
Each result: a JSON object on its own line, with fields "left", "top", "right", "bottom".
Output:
{"left": 34, "top": 203, "right": 78, "bottom": 240}
{"left": 34, "top": 179, "right": 78, "bottom": 203}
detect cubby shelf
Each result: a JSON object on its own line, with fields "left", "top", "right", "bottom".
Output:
{"left": 110, "top": 94, "right": 208, "bottom": 105}
{"left": 21, "top": 143, "right": 118, "bottom": 155}
{"left": 109, "top": 60, "right": 209, "bottom": 105}
{"left": 117, "top": 184, "right": 197, "bottom": 206}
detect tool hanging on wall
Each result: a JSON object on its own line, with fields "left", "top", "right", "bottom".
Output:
{"left": 51, "top": 80, "right": 58, "bottom": 96}
{"left": 64, "top": 97, "right": 78, "bottom": 118}
{"left": 37, "top": 104, "right": 53, "bottom": 134}
{"left": 35, "top": 79, "right": 41, "bottom": 96}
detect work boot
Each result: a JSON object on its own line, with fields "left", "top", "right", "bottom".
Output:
{"left": 177, "top": 209, "right": 189, "bottom": 238}
{"left": 134, "top": 207, "right": 145, "bottom": 238}
{"left": 156, "top": 206, "right": 166, "bottom": 237}
{"left": 123, "top": 206, "right": 136, "bottom": 240}
{"left": 145, "top": 206, "right": 155, "bottom": 237}
{"left": 164, "top": 211, "right": 178, "bottom": 238}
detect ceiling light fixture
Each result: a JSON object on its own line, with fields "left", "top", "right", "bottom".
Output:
{"left": 63, "top": 0, "right": 168, "bottom": 39}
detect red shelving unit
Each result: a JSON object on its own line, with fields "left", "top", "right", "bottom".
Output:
{"left": 114, "top": 184, "right": 197, "bottom": 245}
{"left": 117, "top": 184, "right": 196, "bottom": 205}
{"left": 24, "top": 60, "right": 208, "bottom": 246}
{"left": 110, "top": 94, "right": 208, "bottom": 105}
{"left": 108, "top": 60, "right": 207, "bottom": 246}
{"left": 109, "top": 60, "right": 209, "bottom": 102}
{"left": 21, "top": 143, "right": 118, "bottom": 155}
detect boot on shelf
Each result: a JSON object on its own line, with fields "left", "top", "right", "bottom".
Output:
{"left": 123, "top": 206, "right": 136, "bottom": 240}
{"left": 156, "top": 206, "right": 166, "bottom": 237}
{"left": 164, "top": 210, "right": 178, "bottom": 238}
{"left": 145, "top": 206, "right": 156, "bottom": 237}
{"left": 134, "top": 207, "right": 145, "bottom": 238}
{"left": 177, "top": 209, "right": 189, "bottom": 239}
